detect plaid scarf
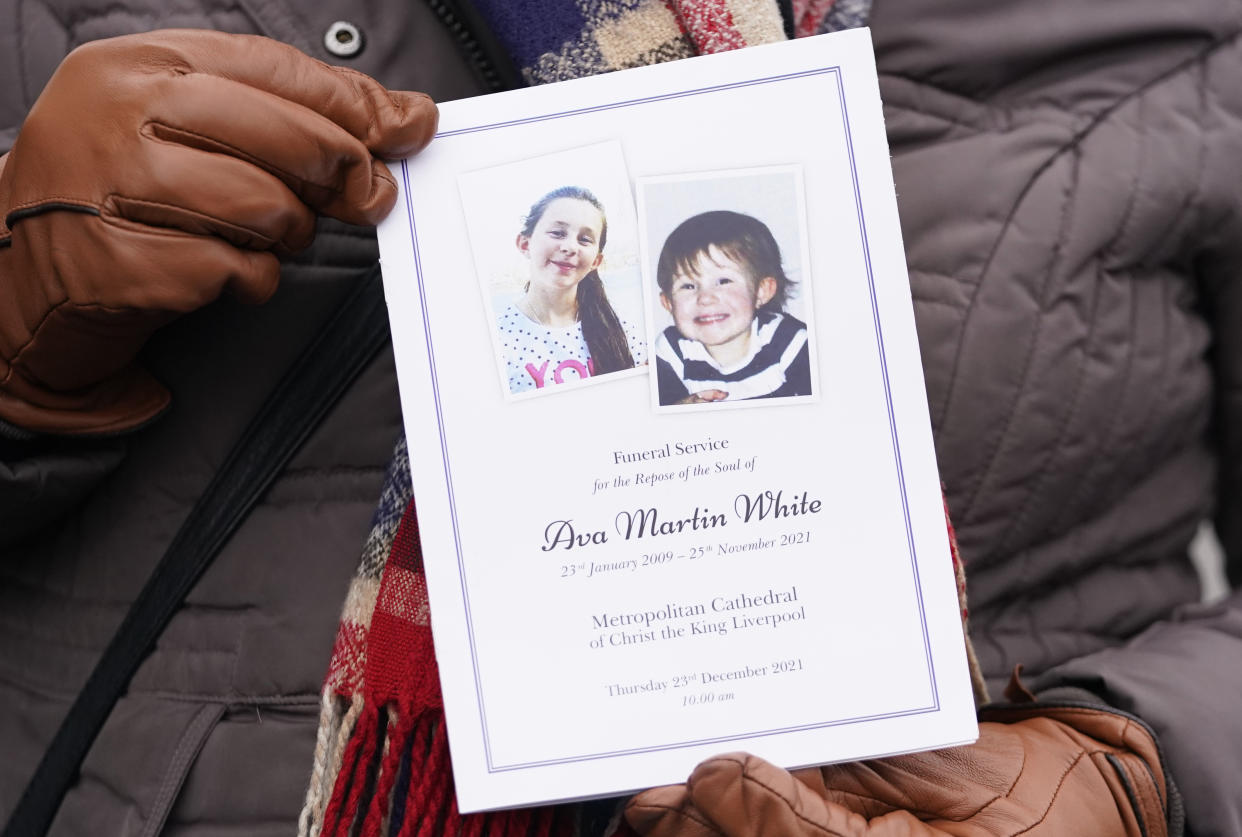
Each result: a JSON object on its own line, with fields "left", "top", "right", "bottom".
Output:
{"left": 298, "top": 2, "right": 985, "bottom": 834}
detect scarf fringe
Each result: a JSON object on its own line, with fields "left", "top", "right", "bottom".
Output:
{"left": 299, "top": 690, "right": 339, "bottom": 836}
{"left": 359, "top": 708, "right": 408, "bottom": 837}
{"left": 303, "top": 689, "right": 580, "bottom": 837}
{"left": 303, "top": 693, "right": 366, "bottom": 837}
{"left": 324, "top": 701, "right": 381, "bottom": 836}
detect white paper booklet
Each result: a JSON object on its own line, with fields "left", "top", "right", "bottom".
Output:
{"left": 376, "top": 27, "right": 978, "bottom": 813}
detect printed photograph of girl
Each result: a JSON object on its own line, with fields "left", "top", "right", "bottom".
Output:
{"left": 459, "top": 143, "right": 647, "bottom": 399}
{"left": 638, "top": 167, "right": 817, "bottom": 410}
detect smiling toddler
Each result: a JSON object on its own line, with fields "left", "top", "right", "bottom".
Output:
{"left": 654, "top": 210, "right": 811, "bottom": 405}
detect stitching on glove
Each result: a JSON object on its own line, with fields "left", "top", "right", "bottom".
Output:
{"left": 1104, "top": 754, "right": 1150, "bottom": 837}
{"left": 813, "top": 783, "right": 1001, "bottom": 823}
{"left": 1120, "top": 750, "right": 1164, "bottom": 834}
{"left": 825, "top": 741, "right": 1022, "bottom": 822}
{"left": 6, "top": 196, "right": 97, "bottom": 212}
{"left": 5, "top": 198, "right": 100, "bottom": 226}
{"left": 1010, "top": 751, "right": 1089, "bottom": 835}
{"left": 99, "top": 211, "right": 249, "bottom": 240}
{"left": 1, "top": 298, "right": 69, "bottom": 387}
{"left": 106, "top": 193, "right": 280, "bottom": 248}
{"left": 625, "top": 801, "right": 725, "bottom": 836}
{"left": 731, "top": 763, "right": 849, "bottom": 837}
{"left": 3, "top": 299, "right": 145, "bottom": 388}
{"left": 1117, "top": 716, "right": 1167, "bottom": 810}
{"left": 1135, "top": 753, "right": 1166, "bottom": 813}
{"left": 1003, "top": 734, "right": 1031, "bottom": 798}
{"left": 144, "top": 119, "right": 372, "bottom": 202}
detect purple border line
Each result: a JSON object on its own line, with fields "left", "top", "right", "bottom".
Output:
{"left": 401, "top": 161, "right": 496, "bottom": 769}
{"left": 436, "top": 68, "right": 832, "bottom": 139}
{"left": 402, "top": 65, "right": 939, "bottom": 774}
{"left": 491, "top": 705, "right": 938, "bottom": 772}
{"left": 834, "top": 72, "right": 939, "bottom": 707}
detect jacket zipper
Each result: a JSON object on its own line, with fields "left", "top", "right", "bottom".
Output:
{"left": 422, "top": 0, "right": 526, "bottom": 93}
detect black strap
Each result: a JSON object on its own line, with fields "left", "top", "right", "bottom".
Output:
{"left": 3, "top": 267, "right": 392, "bottom": 837}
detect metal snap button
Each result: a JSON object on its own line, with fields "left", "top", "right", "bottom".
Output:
{"left": 324, "top": 21, "right": 363, "bottom": 58}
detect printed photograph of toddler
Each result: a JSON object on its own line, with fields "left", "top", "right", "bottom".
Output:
{"left": 639, "top": 167, "right": 816, "bottom": 409}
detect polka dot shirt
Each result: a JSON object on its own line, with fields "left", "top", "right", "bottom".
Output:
{"left": 498, "top": 304, "right": 646, "bottom": 394}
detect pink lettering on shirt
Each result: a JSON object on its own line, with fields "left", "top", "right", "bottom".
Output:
{"left": 553, "top": 359, "right": 590, "bottom": 384}
{"left": 525, "top": 360, "right": 550, "bottom": 388}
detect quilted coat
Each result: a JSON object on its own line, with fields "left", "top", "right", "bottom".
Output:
{"left": 2, "top": 0, "right": 1241, "bottom": 834}
{"left": 875, "top": 4, "right": 1242, "bottom": 832}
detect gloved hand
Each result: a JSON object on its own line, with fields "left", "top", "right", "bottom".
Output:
{"left": 626, "top": 702, "right": 1174, "bottom": 837}
{"left": 0, "top": 29, "right": 438, "bottom": 435}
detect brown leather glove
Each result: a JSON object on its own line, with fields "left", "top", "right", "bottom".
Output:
{"left": 626, "top": 702, "right": 1174, "bottom": 836}
{"left": 0, "top": 29, "right": 438, "bottom": 435}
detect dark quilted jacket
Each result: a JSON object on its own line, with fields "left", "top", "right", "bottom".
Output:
{"left": 0, "top": 2, "right": 491, "bottom": 834}
{"left": 2, "top": 0, "right": 1241, "bottom": 834}
{"left": 875, "top": 2, "right": 1242, "bottom": 832}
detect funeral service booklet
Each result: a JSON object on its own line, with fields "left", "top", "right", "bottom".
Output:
{"left": 376, "top": 27, "right": 978, "bottom": 812}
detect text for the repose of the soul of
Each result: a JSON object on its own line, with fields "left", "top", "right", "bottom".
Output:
{"left": 593, "top": 437, "right": 753, "bottom": 495}
{"left": 541, "top": 489, "right": 823, "bottom": 552}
